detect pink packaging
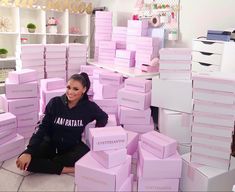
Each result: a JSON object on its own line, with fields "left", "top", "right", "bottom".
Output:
{"left": 127, "top": 20, "right": 149, "bottom": 29}
{"left": 89, "top": 126, "right": 127, "bottom": 151}
{"left": 116, "top": 50, "right": 135, "bottom": 60}
{"left": 99, "top": 51, "right": 116, "bottom": 58}
{"left": 68, "top": 43, "right": 87, "bottom": 52}
{"left": 126, "top": 130, "right": 139, "bottom": 156}
{"left": 95, "top": 11, "right": 113, "bottom": 19}
{"left": 94, "top": 83, "right": 120, "bottom": 99}
{"left": 45, "top": 65, "right": 65, "bottom": 72}
{"left": 139, "top": 142, "right": 182, "bottom": 179}
{"left": 41, "top": 89, "right": 65, "bottom": 105}
{"left": 20, "top": 52, "right": 44, "bottom": 60}
{"left": 0, "top": 134, "right": 25, "bottom": 162}
{"left": 98, "top": 58, "right": 115, "bottom": 65}
{"left": 117, "top": 88, "right": 151, "bottom": 110}
{"left": 91, "top": 148, "right": 127, "bottom": 169}
{"left": 160, "top": 69, "right": 191, "bottom": 80}
{"left": 127, "top": 28, "right": 148, "bottom": 36}
{"left": 96, "top": 26, "right": 113, "bottom": 33}
{"left": 75, "top": 152, "right": 131, "bottom": 192}
{"left": 19, "top": 44, "right": 44, "bottom": 54}
{"left": 0, "top": 112, "right": 17, "bottom": 133}
{"left": 113, "top": 26, "right": 127, "bottom": 35}
{"left": 80, "top": 65, "right": 96, "bottom": 76}
{"left": 141, "top": 64, "right": 159, "bottom": 73}
{"left": 126, "top": 44, "right": 136, "bottom": 51}
{"left": 159, "top": 60, "right": 192, "bottom": 70}
{"left": 137, "top": 37, "right": 160, "bottom": 47}
{"left": 21, "top": 59, "right": 44, "bottom": 67}
{"left": 45, "top": 44, "right": 67, "bottom": 52}
{"left": 45, "top": 58, "right": 66, "bottom": 66}
{"left": 136, "top": 52, "right": 157, "bottom": 62}
{"left": 67, "top": 51, "right": 87, "bottom": 58}
{"left": 99, "top": 72, "right": 123, "bottom": 86}
{"left": 40, "top": 78, "right": 65, "bottom": 91}
{"left": 141, "top": 131, "right": 177, "bottom": 159}
{"left": 118, "top": 174, "right": 133, "bottom": 192}
{"left": 46, "top": 71, "right": 66, "bottom": 79}
{"left": 8, "top": 69, "right": 38, "bottom": 84}
{"left": 112, "top": 34, "right": 126, "bottom": 42}
{"left": 126, "top": 36, "right": 137, "bottom": 44}
{"left": 124, "top": 78, "right": 152, "bottom": 93}
{"left": 123, "top": 118, "right": 154, "bottom": 134}
{"left": 159, "top": 48, "right": 192, "bottom": 61}
{"left": 93, "top": 97, "right": 118, "bottom": 115}
{"left": 99, "top": 41, "right": 116, "bottom": 50}
{"left": 16, "top": 111, "right": 38, "bottom": 127}
{"left": 45, "top": 51, "right": 66, "bottom": 59}
{"left": 0, "top": 130, "right": 17, "bottom": 145}
{"left": 95, "top": 33, "right": 112, "bottom": 40}
{"left": 114, "top": 58, "right": 135, "bottom": 67}
{"left": 0, "top": 95, "right": 39, "bottom": 115}
{"left": 119, "top": 106, "right": 151, "bottom": 125}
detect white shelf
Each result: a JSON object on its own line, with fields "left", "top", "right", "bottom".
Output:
{"left": 46, "top": 33, "right": 68, "bottom": 36}
{"left": 87, "top": 59, "right": 159, "bottom": 79}
{"left": 69, "top": 34, "right": 88, "bottom": 37}
{"left": 0, "top": 57, "right": 16, "bottom": 61}
{"left": 0, "top": 32, "right": 19, "bottom": 35}
{"left": 21, "top": 32, "right": 45, "bottom": 35}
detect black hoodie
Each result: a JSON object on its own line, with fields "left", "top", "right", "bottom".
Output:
{"left": 25, "top": 94, "right": 108, "bottom": 155}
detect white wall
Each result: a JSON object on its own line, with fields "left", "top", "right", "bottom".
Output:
{"left": 94, "top": 0, "right": 235, "bottom": 47}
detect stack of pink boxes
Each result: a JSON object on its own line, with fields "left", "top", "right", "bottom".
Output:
{"left": 191, "top": 72, "right": 235, "bottom": 170}
{"left": 0, "top": 113, "right": 24, "bottom": 162}
{"left": 112, "top": 26, "right": 127, "bottom": 49}
{"left": 67, "top": 43, "right": 87, "bottom": 78}
{"left": 95, "top": 11, "right": 113, "bottom": 61}
{"left": 0, "top": 69, "right": 39, "bottom": 138}
{"left": 39, "top": 78, "right": 65, "bottom": 114}
{"left": 135, "top": 37, "right": 160, "bottom": 72}
{"left": 118, "top": 77, "right": 154, "bottom": 134}
{"left": 16, "top": 44, "right": 45, "bottom": 79}
{"left": 98, "top": 41, "right": 116, "bottom": 64}
{"left": 45, "top": 44, "right": 67, "bottom": 79}
{"left": 138, "top": 131, "right": 182, "bottom": 191}
{"left": 93, "top": 71, "right": 123, "bottom": 118}
{"left": 159, "top": 48, "right": 192, "bottom": 80}
{"left": 75, "top": 126, "right": 133, "bottom": 191}
{"left": 115, "top": 49, "right": 135, "bottom": 68}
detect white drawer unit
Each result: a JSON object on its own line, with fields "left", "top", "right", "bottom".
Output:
{"left": 192, "top": 39, "right": 224, "bottom": 54}
{"left": 192, "top": 61, "right": 220, "bottom": 72}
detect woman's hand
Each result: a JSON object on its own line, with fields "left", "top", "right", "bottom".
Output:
{"left": 16, "top": 153, "right": 32, "bottom": 171}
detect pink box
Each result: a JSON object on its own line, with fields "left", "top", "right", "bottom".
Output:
{"left": 0, "top": 134, "right": 25, "bottom": 162}
{"left": 98, "top": 58, "right": 115, "bottom": 65}
{"left": 21, "top": 59, "right": 44, "bottom": 67}
{"left": 41, "top": 88, "right": 65, "bottom": 105}
{"left": 119, "top": 106, "right": 151, "bottom": 125}
{"left": 75, "top": 152, "right": 131, "bottom": 191}
{"left": 123, "top": 118, "right": 154, "bottom": 134}
{"left": 0, "top": 112, "right": 17, "bottom": 133}
{"left": 46, "top": 71, "right": 66, "bottom": 79}
{"left": 68, "top": 43, "right": 87, "bottom": 52}
{"left": 126, "top": 130, "right": 139, "bottom": 156}
{"left": 93, "top": 97, "right": 118, "bottom": 115}
{"left": 95, "top": 20, "right": 112, "bottom": 27}
{"left": 136, "top": 52, "right": 157, "bottom": 61}
{"left": 118, "top": 174, "right": 133, "bottom": 192}
{"left": 160, "top": 69, "right": 191, "bottom": 80}
{"left": 5, "top": 79, "right": 38, "bottom": 99}
{"left": 127, "top": 28, "right": 148, "bottom": 36}
{"left": 89, "top": 126, "right": 127, "bottom": 151}
{"left": 16, "top": 111, "right": 38, "bottom": 127}
{"left": 159, "top": 60, "right": 192, "bottom": 70}
{"left": 139, "top": 142, "right": 182, "bottom": 178}
{"left": 40, "top": 78, "right": 65, "bottom": 91}
{"left": 17, "top": 128, "right": 34, "bottom": 139}
{"left": 68, "top": 51, "right": 87, "bottom": 58}
{"left": 112, "top": 34, "right": 126, "bottom": 42}
{"left": 113, "top": 26, "right": 127, "bottom": 34}
{"left": 45, "top": 44, "right": 67, "bottom": 52}
{"left": 159, "top": 48, "right": 192, "bottom": 61}
{"left": 95, "top": 11, "right": 113, "bottom": 19}
{"left": 94, "top": 83, "right": 120, "bottom": 99}
{"left": 126, "top": 36, "right": 137, "bottom": 44}
{"left": 116, "top": 50, "right": 135, "bottom": 60}
{"left": 46, "top": 65, "right": 65, "bottom": 72}
{"left": 118, "top": 88, "right": 151, "bottom": 110}
{"left": 8, "top": 69, "right": 38, "bottom": 84}
{"left": 21, "top": 52, "right": 44, "bottom": 60}
{"left": 0, "top": 95, "right": 39, "bottom": 115}
{"left": 141, "top": 131, "right": 177, "bottom": 159}
{"left": 95, "top": 33, "right": 112, "bottom": 41}
{"left": 80, "top": 65, "right": 96, "bottom": 76}
{"left": 45, "top": 58, "right": 66, "bottom": 66}
{"left": 137, "top": 37, "right": 160, "bottom": 47}
{"left": 96, "top": 26, "right": 113, "bottom": 33}
{"left": 0, "top": 130, "right": 17, "bottom": 145}
{"left": 19, "top": 44, "right": 44, "bottom": 54}
{"left": 91, "top": 148, "right": 127, "bottom": 169}
{"left": 99, "top": 41, "right": 116, "bottom": 50}
{"left": 99, "top": 72, "right": 123, "bottom": 86}
{"left": 127, "top": 20, "right": 149, "bottom": 29}
{"left": 45, "top": 51, "right": 66, "bottom": 59}
{"left": 125, "top": 78, "right": 152, "bottom": 93}
{"left": 114, "top": 58, "right": 135, "bottom": 67}
{"left": 99, "top": 51, "right": 116, "bottom": 58}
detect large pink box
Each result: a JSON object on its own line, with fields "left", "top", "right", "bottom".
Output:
{"left": 16, "top": 111, "right": 38, "bottom": 127}
{"left": 93, "top": 97, "right": 118, "bottom": 115}
{"left": 119, "top": 106, "right": 151, "bottom": 125}
{"left": 118, "top": 174, "right": 133, "bottom": 192}
{"left": 75, "top": 152, "right": 131, "bottom": 192}
{"left": 20, "top": 52, "right": 44, "bottom": 60}
{"left": 89, "top": 126, "right": 127, "bottom": 151}
{"left": 127, "top": 28, "right": 148, "bottom": 36}
{"left": 40, "top": 78, "right": 65, "bottom": 91}
{"left": 0, "top": 112, "right": 17, "bottom": 133}
{"left": 0, "top": 130, "right": 17, "bottom": 145}
{"left": 94, "top": 83, "right": 120, "bottom": 99}
{"left": 139, "top": 142, "right": 182, "bottom": 179}
{"left": 68, "top": 43, "right": 87, "bottom": 52}
{"left": 45, "top": 44, "right": 67, "bottom": 52}
{"left": 99, "top": 72, "right": 123, "bottom": 86}
{"left": 19, "top": 44, "right": 44, "bottom": 54}
{"left": 21, "top": 59, "right": 44, "bottom": 67}
{"left": 114, "top": 58, "right": 135, "bottom": 67}
{"left": 159, "top": 48, "right": 192, "bottom": 61}
{"left": 137, "top": 37, "right": 160, "bottom": 47}
{"left": 123, "top": 118, "right": 154, "bottom": 134}
{"left": 118, "top": 88, "right": 151, "bottom": 110}
{"left": 126, "top": 130, "right": 139, "bottom": 156}
{"left": 5, "top": 79, "right": 38, "bottom": 99}
{"left": 0, "top": 95, "right": 39, "bottom": 115}
{"left": 99, "top": 41, "right": 116, "bottom": 50}
{"left": 124, "top": 78, "right": 152, "bottom": 93}
{"left": 141, "top": 131, "right": 177, "bottom": 159}
{"left": 91, "top": 148, "right": 127, "bottom": 169}
{"left": 127, "top": 20, "right": 149, "bottom": 29}
{"left": 8, "top": 69, "right": 38, "bottom": 84}
{"left": 0, "top": 134, "right": 25, "bottom": 162}
{"left": 45, "top": 58, "right": 66, "bottom": 66}
{"left": 41, "top": 89, "right": 65, "bottom": 105}
{"left": 113, "top": 26, "right": 127, "bottom": 34}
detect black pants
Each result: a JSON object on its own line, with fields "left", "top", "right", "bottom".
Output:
{"left": 25, "top": 140, "right": 90, "bottom": 175}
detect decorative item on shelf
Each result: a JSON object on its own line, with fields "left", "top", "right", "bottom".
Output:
{"left": 168, "top": 29, "right": 178, "bottom": 41}
{"left": 46, "top": 17, "right": 59, "bottom": 34}
{"left": 160, "top": 12, "right": 170, "bottom": 23}
{"left": 69, "top": 27, "right": 80, "bottom": 34}
{"left": 0, "top": 16, "right": 12, "bottom": 32}
{"left": 150, "top": 15, "right": 161, "bottom": 27}
{"left": 27, "top": 23, "right": 36, "bottom": 33}
{"left": 0, "top": 48, "right": 8, "bottom": 58}
{"left": 21, "top": 37, "right": 28, "bottom": 44}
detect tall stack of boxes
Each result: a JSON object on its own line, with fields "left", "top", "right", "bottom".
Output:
{"left": 112, "top": 26, "right": 127, "bottom": 50}
{"left": 0, "top": 69, "right": 39, "bottom": 138}
{"left": 98, "top": 41, "right": 116, "bottom": 65}
{"left": 115, "top": 50, "right": 135, "bottom": 68}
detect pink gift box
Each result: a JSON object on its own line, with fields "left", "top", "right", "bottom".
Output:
{"left": 123, "top": 118, "right": 154, "bottom": 134}
{"left": 89, "top": 126, "right": 127, "bottom": 151}
{"left": 116, "top": 50, "right": 135, "bottom": 60}
{"left": 45, "top": 44, "right": 67, "bottom": 52}
{"left": 91, "top": 148, "right": 127, "bottom": 169}
{"left": 99, "top": 51, "right": 116, "bottom": 58}
{"left": 95, "top": 33, "right": 112, "bottom": 40}
{"left": 41, "top": 88, "right": 65, "bottom": 105}
{"left": 0, "top": 131, "right": 17, "bottom": 145}
{"left": 46, "top": 71, "right": 66, "bottom": 79}
{"left": 68, "top": 43, "right": 87, "bottom": 52}
{"left": 45, "top": 51, "right": 66, "bottom": 59}
{"left": 114, "top": 58, "right": 135, "bottom": 67}
{"left": 118, "top": 88, "right": 151, "bottom": 110}
{"left": 160, "top": 69, "right": 191, "bottom": 80}
{"left": 119, "top": 106, "right": 151, "bottom": 125}
{"left": 16, "top": 111, "right": 38, "bottom": 127}
{"left": 0, "top": 95, "right": 39, "bottom": 115}
{"left": 99, "top": 72, "right": 123, "bottom": 86}
{"left": 67, "top": 51, "right": 87, "bottom": 58}
{"left": 21, "top": 59, "right": 44, "bottom": 67}
{"left": 96, "top": 26, "right": 113, "bottom": 33}
{"left": 94, "top": 83, "right": 120, "bottom": 99}
{"left": 95, "top": 11, "right": 113, "bottom": 19}
{"left": 45, "top": 58, "right": 66, "bottom": 65}
{"left": 46, "top": 65, "right": 65, "bottom": 72}
{"left": 159, "top": 48, "right": 192, "bottom": 61}
{"left": 136, "top": 52, "right": 157, "bottom": 61}
{"left": 0, "top": 134, "right": 25, "bottom": 162}
{"left": 112, "top": 34, "right": 126, "bottom": 42}
{"left": 136, "top": 46, "right": 159, "bottom": 56}
{"left": 17, "top": 128, "right": 34, "bottom": 139}
{"left": 126, "top": 44, "right": 136, "bottom": 51}
{"left": 95, "top": 19, "right": 112, "bottom": 26}
{"left": 75, "top": 152, "right": 131, "bottom": 192}
{"left": 118, "top": 174, "right": 133, "bottom": 192}
{"left": 127, "top": 28, "right": 148, "bottom": 36}
{"left": 139, "top": 142, "right": 182, "bottom": 179}
{"left": 127, "top": 20, "right": 149, "bottom": 29}
{"left": 137, "top": 37, "right": 160, "bottom": 47}
{"left": 0, "top": 112, "right": 17, "bottom": 133}
{"left": 99, "top": 41, "right": 116, "bottom": 50}
{"left": 126, "top": 130, "right": 139, "bottom": 156}
{"left": 8, "top": 69, "right": 38, "bottom": 84}
{"left": 20, "top": 52, "right": 44, "bottom": 60}
{"left": 124, "top": 78, "right": 152, "bottom": 93}
{"left": 126, "top": 36, "right": 137, "bottom": 44}
{"left": 159, "top": 60, "right": 192, "bottom": 70}
{"left": 5, "top": 79, "right": 38, "bottom": 99}
{"left": 19, "top": 44, "right": 44, "bottom": 54}
{"left": 93, "top": 97, "right": 118, "bottom": 115}
{"left": 141, "top": 131, "right": 177, "bottom": 159}
{"left": 80, "top": 65, "right": 96, "bottom": 76}
{"left": 40, "top": 78, "right": 65, "bottom": 91}
{"left": 113, "top": 26, "right": 127, "bottom": 34}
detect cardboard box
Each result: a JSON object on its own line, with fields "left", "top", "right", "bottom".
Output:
{"left": 40, "top": 78, "right": 65, "bottom": 91}
{"left": 8, "top": 69, "right": 38, "bottom": 84}
{"left": 124, "top": 78, "right": 152, "bottom": 93}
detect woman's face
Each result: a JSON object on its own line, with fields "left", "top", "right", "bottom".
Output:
{"left": 66, "top": 79, "right": 86, "bottom": 103}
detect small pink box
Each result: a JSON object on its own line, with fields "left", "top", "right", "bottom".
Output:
{"left": 126, "top": 130, "right": 139, "bottom": 156}
{"left": 0, "top": 131, "right": 17, "bottom": 145}
{"left": 114, "top": 58, "right": 135, "bottom": 67}
{"left": 136, "top": 52, "right": 156, "bottom": 61}
{"left": 16, "top": 111, "right": 38, "bottom": 127}
{"left": 68, "top": 51, "right": 87, "bottom": 58}
{"left": 95, "top": 32, "right": 112, "bottom": 40}
{"left": 112, "top": 34, "right": 126, "bottom": 42}
{"left": 21, "top": 59, "right": 44, "bottom": 67}
{"left": 95, "top": 11, "right": 113, "bottom": 19}
{"left": 139, "top": 142, "right": 182, "bottom": 178}
{"left": 99, "top": 51, "right": 116, "bottom": 58}
{"left": 99, "top": 72, "right": 123, "bottom": 86}
{"left": 113, "top": 26, "right": 127, "bottom": 34}
{"left": 141, "top": 131, "right": 177, "bottom": 159}
{"left": 127, "top": 20, "right": 149, "bottom": 29}
{"left": 21, "top": 52, "right": 44, "bottom": 60}
{"left": 8, "top": 69, "right": 38, "bottom": 84}
{"left": 160, "top": 69, "right": 191, "bottom": 80}
{"left": 45, "top": 58, "right": 66, "bottom": 66}
{"left": 127, "top": 28, "right": 148, "bottom": 36}
{"left": 45, "top": 44, "right": 67, "bottom": 52}
{"left": 0, "top": 112, "right": 17, "bottom": 133}
{"left": 40, "top": 78, "right": 65, "bottom": 91}
{"left": 68, "top": 43, "right": 87, "bottom": 52}
{"left": 41, "top": 89, "right": 65, "bottom": 105}
{"left": 46, "top": 65, "right": 65, "bottom": 72}
{"left": 94, "top": 83, "right": 120, "bottom": 99}
{"left": 80, "top": 65, "right": 97, "bottom": 76}
{"left": 159, "top": 48, "right": 192, "bottom": 61}
{"left": 116, "top": 50, "right": 135, "bottom": 60}
{"left": 0, "top": 95, "right": 39, "bottom": 115}
{"left": 126, "top": 36, "right": 137, "bottom": 44}
{"left": 123, "top": 118, "right": 154, "bottom": 134}
{"left": 19, "top": 44, "right": 44, "bottom": 54}
{"left": 118, "top": 88, "right": 151, "bottom": 110}
{"left": 5, "top": 79, "right": 38, "bottom": 99}
{"left": 119, "top": 106, "right": 151, "bottom": 125}
{"left": 89, "top": 126, "right": 127, "bottom": 151}
{"left": 141, "top": 64, "right": 159, "bottom": 72}
{"left": 137, "top": 37, "right": 160, "bottom": 47}
{"left": 126, "top": 44, "right": 136, "bottom": 51}
{"left": 0, "top": 134, "right": 25, "bottom": 162}
{"left": 17, "top": 127, "right": 34, "bottom": 139}
{"left": 93, "top": 97, "right": 118, "bottom": 115}
{"left": 96, "top": 26, "right": 113, "bottom": 33}
{"left": 99, "top": 41, "right": 116, "bottom": 50}
{"left": 118, "top": 174, "right": 133, "bottom": 192}
{"left": 91, "top": 148, "right": 127, "bottom": 169}
{"left": 45, "top": 51, "right": 66, "bottom": 59}
{"left": 75, "top": 152, "right": 131, "bottom": 191}
{"left": 124, "top": 78, "right": 152, "bottom": 93}
{"left": 46, "top": 71, "right": 66, "bottom": 79}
